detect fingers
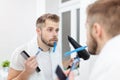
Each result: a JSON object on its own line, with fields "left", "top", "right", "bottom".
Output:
{"left": 27, "top": 56, "right": 36, "bottom": 61}
{"left": 64, "top": 69, "right": 74, "bottom": 80}
{"left": 64, "top": 69, "right": 70, "bottom": 77}
{"left": 26, "top": 56, "right": 38, "bottom": 67}
{"left": 68, "top": 58, "right": 74, "bottom": 66}
{"left": 68, "top": 71, "right": 74, "bottom": 80}
{"left": 24, "top": 56, "right": 38, "bottom": 74}
{"left": 66, "top": 58, "right": 74, "bottom": 69}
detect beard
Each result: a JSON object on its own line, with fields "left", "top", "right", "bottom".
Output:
{"left": 41, "top": 34, "right": 58, "bottom": 47}
{"left": 87, "top": 33, "right": 98, "bottom": 55}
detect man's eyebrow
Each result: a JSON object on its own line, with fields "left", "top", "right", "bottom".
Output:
{"left": 47, "top": 27, "right": 54, "bottom": 28}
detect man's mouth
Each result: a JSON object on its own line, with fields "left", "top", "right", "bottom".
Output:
{"left": 51, "top": 38, "right": 58, "bottom": 42}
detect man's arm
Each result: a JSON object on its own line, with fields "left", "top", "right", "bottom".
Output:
{"left": 7, "top": 68, "right": 30, "bottom": 80}
{"left": 8, "top": 56, "right": 38, "bottom": 80}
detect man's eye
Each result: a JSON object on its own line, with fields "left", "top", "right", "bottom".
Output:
{"left": 56, "top": 29, "right": 59, "bottom": 32}
{"left": 48, "top": 29, "right": 52, "bottom": 32}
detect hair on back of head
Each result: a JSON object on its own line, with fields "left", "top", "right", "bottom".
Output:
{"left": 87, "top": 0, "right": 120, "bottom": 37}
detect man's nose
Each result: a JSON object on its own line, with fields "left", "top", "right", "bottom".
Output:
{"left": 53, "top": 31, "right": 58, "bottom": 36}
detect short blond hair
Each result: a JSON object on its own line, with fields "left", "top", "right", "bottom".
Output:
{"left": 36, "top": 13, "right": 59, "bottom": 29}
{"left": 87, "top": 0, "right": 120, "bottom": 37}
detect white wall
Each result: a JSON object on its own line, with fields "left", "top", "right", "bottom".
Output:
{"left": 36, "top": 0, "right": 59, "bottom": 16}
{"left": 36, "top": 0, "right": 46, "bottom": 17}
{"left": 46, "top": 0, "right": 59, "bottom": 14}
{"left": 0, "top": 0, "right": 37, "bottom": 64}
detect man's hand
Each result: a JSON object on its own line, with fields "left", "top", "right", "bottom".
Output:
{"left": 24, "top": 56, "right": 38, "bottom": 74}
{"left": 7, "top": 56, "right": 38, "bottom": 80}
{"left": 65, "top": 69, "right": 74, "bottom": 80}
{"left": 56, "top": 69, "right": 74, "bottom": 80}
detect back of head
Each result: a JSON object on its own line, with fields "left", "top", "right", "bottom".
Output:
{"left": 87, "top": 0, "right": 120, "bottom": 38}
{"left": 97, "top": 0, "right": 120, "bottom": 3}
{"left": 36, "top": 13, "right": 59, "bottom": 29}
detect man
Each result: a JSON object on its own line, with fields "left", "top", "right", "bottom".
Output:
{"left": 65, "top": 0, "right": 120, "bottom": 80}
{"left": 8, "top": 13, "right": 60, "bottom": 80}
{"left": 86, "top": 0, "right": 120, "bottom": 80}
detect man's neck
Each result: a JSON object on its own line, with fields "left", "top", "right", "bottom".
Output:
{"left": 37, "top": 39, "right": 50, "bottom": 52}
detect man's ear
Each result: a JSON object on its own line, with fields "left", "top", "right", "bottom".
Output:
{"left": 92, "top": 23, "right": 102, "bottom": 38}
{"left": 36, "top": 28, "right": 41, "bottom": 34}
